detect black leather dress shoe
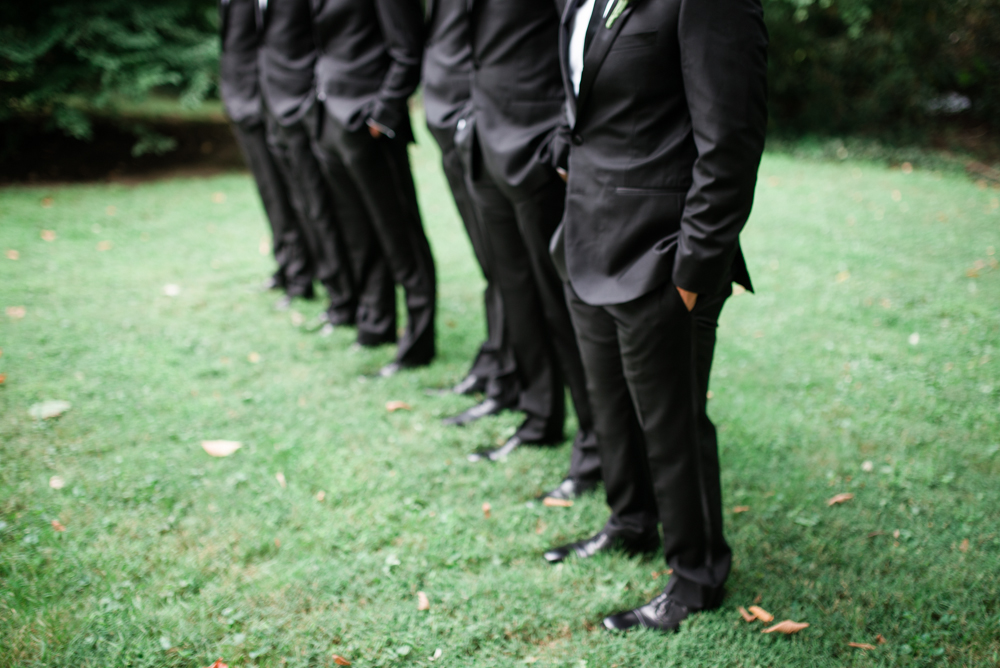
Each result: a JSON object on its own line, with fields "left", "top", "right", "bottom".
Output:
{"left": 442, "top": 397, "right": 506, "bottom": 426}
{"left": 467, "top": 435, "right": 522, "bottom": 462}
{"left": 539, "top": 477, "right": 597, "bottom": 502}
{"left": 543, "top": 531, "right": 659, "bottom": 564}
{"left": 602, "top": 592, "right": 690, "bottom": 633}
{"left": 378, "top": 360, "right": 431, "bottom": 378}
{"left": 452, "top": 373, "right": 487, "bottom": 395}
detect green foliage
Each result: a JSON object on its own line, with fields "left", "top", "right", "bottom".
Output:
{"left": 764, "top": 0, "right": 1000, "bottom": 135}
{"left": 0, "top": 1, "right": 218, "bottom": 152}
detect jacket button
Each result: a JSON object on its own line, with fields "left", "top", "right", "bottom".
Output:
{"left": 571, "top": 133, "right": 583, "bottom": 146}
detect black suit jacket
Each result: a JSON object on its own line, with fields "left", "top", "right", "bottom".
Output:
{"left": 258, "top": 0, "right": 318, "bottom": 126}
{"left": 219, "top": 0, "right": 262, "bottom": 127}
{"left": 553, "top": 0, "right": 767, "bottom": 305}
{"left": 468, "top": 0, "right": 569, "bottom": 192}
{"left": 422, "top": 0, "right": 472, "bottom": 131}
{"left": 311, "top": 0, "right": 424, "bottom": 142}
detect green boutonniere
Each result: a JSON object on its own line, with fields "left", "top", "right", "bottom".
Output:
{"left": 605, "top": 0, "right": 629, "bottom": 28}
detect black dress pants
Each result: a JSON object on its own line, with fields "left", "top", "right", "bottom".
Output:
{"left": 309, "top": 121, "right": 397, "bottom": 346}
{"left": 231, "top": 120, "right": 313, "bottom": 297}
{"left": 428, "top": 122, "right": 516, "bottom": 401}
{"left": 264, "top": 106, "right": 356, "bottom": 322}
{"left": 565, "top": 279, "right": 732, "bottom": 609}
{"left": 313, "top": 108, "right": 437, "bottom": 367}
{"left": 468, "top": 162, "right": 600, "bottom": 483}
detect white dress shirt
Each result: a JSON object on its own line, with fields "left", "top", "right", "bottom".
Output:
{"left": 568, "top": 0, "right": 618, "bottom": 96}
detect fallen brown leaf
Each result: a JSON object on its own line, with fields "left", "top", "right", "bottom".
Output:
{"left": 201, "top": 440, "right": 242, "bottom": 457}
{"left": 275, "top": 472, "right": 286, "bottom": 488}
{"left": 417, "top": 591, "right": 430, "bottom": 611}
{"left": 385, "top": 400, "right": 412, "bottom": 412}
{"left": 543, "top": 497, "right": 573, "bottom": 508}
{"left": 754, "top": 594, "right": 762, "bottom": 603}
{"left": 41, "top": 197, "right": 53, "bottom": 208}
{"left": 748, "top": 606, "right": 774, "bottom": 623}
{"left": 836, "top": 271, "right": 851, "bottom": 283}
{"left": 0, "top": 373, "right": 6, "bottom": 385}
{"left": 29, "top": 400, "right": 71, "bottom": 420}
{"left": 482, "top": 502, "right": 491, "bottom": 519}
{"left": 248, "top": 352, "right": 261, "bottom": 364}
{"left": 733, "top": 506, "right": 750, "bottom": 514}
{"left": 41, "top": 229, "right": 56, "bottom": 241}
{"left": 316, "top": 490, "right": 326, "bottom": 501}
{"left": 332, "top": 655, "right": 351, "bottom": 666}
{"left": 6, "top": 250, "right": 19, "bottom": 260}
{"left": 49, "top": 476, "right": 65, "bottom": 490}
{"left": 762, "top": 620, "right": 809, "bottom": 634}
{"left": 51, "top": 520, "right": 66, "bottom": 532}
{"left": 848, "top": 642, "right": 877, "bottom": 650}
{"left": 6, "top": 306, "right": 26, "bottom": 319}
{"left": 106, "top": 206, "right": 117, "bottom": 216}
{"left": 959, "top": 538, "right": 969, "bottom": 552}
{"left": 827, "top": 492, "right": 854, "bottom": 506}
{"left": 738, "top": 606, "right": 756, "bottom": 622}
{"left": 204, "top": 661, "right": 228, "bottom": 668}
{"left": 96, "top": 240, "right": 113, "bottom": 251}
{"left": 212, "top": 192, "right": 227, "bottom": 204}
{"left": 876, "top": 634, "right": 887, "bottom": 644}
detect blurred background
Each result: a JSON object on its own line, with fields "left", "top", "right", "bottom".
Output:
{"left": 1, "top": 0, "right": 999, "bottom": 182}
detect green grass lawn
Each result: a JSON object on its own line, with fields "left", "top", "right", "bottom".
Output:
{"left": 1, "top": 125, "right": 999, "bottom": 668}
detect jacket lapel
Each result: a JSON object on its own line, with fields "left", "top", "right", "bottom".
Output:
{"left": 575, "top": 0, "right": 634, "bottom": 119}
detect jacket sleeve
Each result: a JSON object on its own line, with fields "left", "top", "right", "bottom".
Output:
{"left": 369, "top": 0, "right": 425, "bottom": 136}
{"left": 671, "top": 0, "right": 768, "bottom": 295}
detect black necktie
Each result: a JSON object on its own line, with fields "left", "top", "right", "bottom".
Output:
{"left": 583, "top": 0, "right": 605, "bottom": 55}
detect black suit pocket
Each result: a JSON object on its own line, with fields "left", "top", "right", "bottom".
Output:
{"left": 611, "top": 31, "right": 657, "bottom": 51}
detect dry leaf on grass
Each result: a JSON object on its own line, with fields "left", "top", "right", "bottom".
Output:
{"left": 7, "top": 306, "right": 26, "bottom": 319}
{"left": 836, "top": 271, "right": 851, "bottom": 283}
{"left": 49, "top": 476, "right": 65, "bottom": 490}
{"left": 733, "top": 506, "right": 750, "bottom": 513}
{"left": 543, "top": 497, "right": 573, "bottom": 508}
{"left": 41, "top": 230, "right": 56, "bottom": 241}
{"left": 248, "top": 352, "right": 261, "bottom": 364}
{"left": 876, "top": 634, "right": 887, "bottom": 644}
{"left": 96, "top": 240, "right": 113, "bottom": 251}
{"left": 212, "top": 192, "right": 227, "bottom": 204}
{"left": 482, "top": 502, "right": 491, "bottom": 519}
{"left": 275, "top": 472, "right": 286, "bottom": 488}
{"left": 430, "top": 648, "right": 443, "bottom": 661}
{"left": 849, "top": 642, "right": 877, "bottom": 650}
{"left": 315, "top": 491, "right": 326, "bottom": 501}
{"left": 332, "top": 655, "right": 351, "bottom": 666}
{"left": 205, "top": 660, "right": 229, "bottom": 668}
{"left": 51, "top": 520, "right": 66, "bottom": 532}
{"left": 762, "top": 620, "right": 809, "bottom": 634}
{"left": 748, "top": 606, "right": 774, "bottom": 622}
{"left": 827, "top": 493, "right": 854, "bottom": 506}
{"left": 0, "top": 373, "right": 6, "bottom": 385}
{"left": 738, "top": 606, "right": 756, "bottom": 622}
{"left": 29, "top": 400, "right": 71, "bottom": 420}
{"left": 41, "top": 198, "right": 54, "bottom": 208}
{"left": 201, "top": 440, "right": 242, "bottom": 457}
{"left": 385, "top": 400, "right": 412, "bottom": 412}
{"left": 417, "top": 591, "right": 430, "bottom": 611}
{"left": 6, "top": 250, "right": 19, "bottom": 260}
{"left": 959, "top": 538, "right": 970, "bottom": 552}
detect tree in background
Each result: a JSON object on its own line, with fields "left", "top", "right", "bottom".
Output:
{"left": 0, "top": 0, "right": 218, "bottom": 155}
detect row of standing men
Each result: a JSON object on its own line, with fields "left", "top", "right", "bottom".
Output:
{"left": 219, "top": 0, "right": 769, "bottom": 633}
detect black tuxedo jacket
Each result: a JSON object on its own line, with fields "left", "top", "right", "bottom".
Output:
{"left": 311, "top": 0, "right": 424, "bottom": 142}
{"left": 554, "top": 0, "right": 767, "bottom": 305}
{"left": 258, "top": 0, "right": 318, "bottom": 126}
{"left": 219, "top": 0, "right": 263, "bottom": 127}
{"left": 422, "top": 0, "right": 472, "bottom": 131}
{"left": 468, "top": 0, "right": 569, "bottom": 191}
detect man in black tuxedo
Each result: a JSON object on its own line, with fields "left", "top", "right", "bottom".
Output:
{"left": 219, "top": 0, "right": 312, "bottom": 302}
{"left": 258, "top": 0, "right": 359, "bottom": 325}
{"left": 543, "top": 0, "right": 768, "bottom": 633}
{"left": 310, "top": 0, "right": 437, "bottom": 375}
{"left": 422, "top": 0, "right": 518, "bottom": 415}
{"left": 463, "top": 0, "right": 601, "bottom": 499}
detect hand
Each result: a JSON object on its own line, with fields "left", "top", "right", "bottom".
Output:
{"left": 556, "top": 167, "right": 568, "bottom": 183}
{"left": 368, "top": 124, "right": 382, "bottom": 139}
{"left": 677, "top": 286, "right": 698, "bottom": 311}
